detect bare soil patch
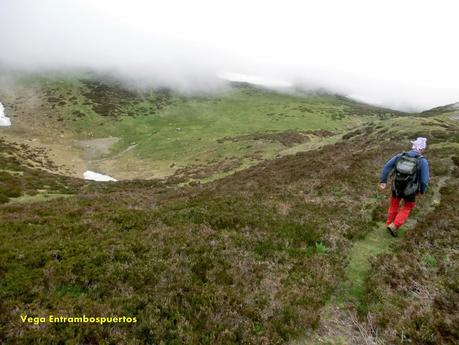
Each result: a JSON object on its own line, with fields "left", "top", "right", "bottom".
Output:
{"left": 74, "top": 136, "right": 120, "bottom": 161}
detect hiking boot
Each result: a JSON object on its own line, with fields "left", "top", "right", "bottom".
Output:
{"left": 386, "top": 223, "right": 398, "bottom": 238}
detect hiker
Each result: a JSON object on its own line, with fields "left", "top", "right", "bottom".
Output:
{"left": 379, "top": 137, "right": 430, "bottom": 237}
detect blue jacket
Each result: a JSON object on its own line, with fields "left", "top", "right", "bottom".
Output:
{"left": 380, "top": 150, "right": 430, "bottom": 194}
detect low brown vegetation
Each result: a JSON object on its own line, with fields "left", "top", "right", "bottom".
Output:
{"left": 0, "top": 115, "right": 457, "bottom": 344}
{"left": 362, "top": 160, "right": 458, "bottom": 345}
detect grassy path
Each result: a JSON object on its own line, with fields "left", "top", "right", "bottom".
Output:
{"left": 343, "top": 221, "right": 392, "bottom": 303}
{"left": 345, "top": 175, "right": 448, "bottom": 301}
{"left": 296, "top": 174, "right": 450, "bottom": 345}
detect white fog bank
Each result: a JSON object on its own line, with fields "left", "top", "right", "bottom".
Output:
{"left": 1, "top": 0, "right": 458, "bottom": 111}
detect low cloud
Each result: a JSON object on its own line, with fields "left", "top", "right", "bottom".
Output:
{"left": 1, "top": 0, "right": 458, "bottom": 111}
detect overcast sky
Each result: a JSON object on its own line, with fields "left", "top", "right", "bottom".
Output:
{"left": 0, "top": 0, "right": 458, "bottom": 111}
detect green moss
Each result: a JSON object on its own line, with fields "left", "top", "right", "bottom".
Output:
{"left": 423, "top": 254, "right": 438, "bottom": 268}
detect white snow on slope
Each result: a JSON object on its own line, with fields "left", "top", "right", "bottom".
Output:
{"left": 0, "top": 102, "right": 11, "bottom": 127}
{"left": 83, "top": 170, "right": 117, "bottom": 182}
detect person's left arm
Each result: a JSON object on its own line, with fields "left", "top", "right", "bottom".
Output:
{"left": 380, "top": 153, "right": 401, "bottom": 183}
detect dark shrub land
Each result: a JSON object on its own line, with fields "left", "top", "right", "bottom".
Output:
{"left": 0, "top": 105, "right": 457, "bottom": 344}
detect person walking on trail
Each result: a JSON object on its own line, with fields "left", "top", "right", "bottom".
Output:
{"left": 379, "top": 137, "right": 430, "bottom": 237}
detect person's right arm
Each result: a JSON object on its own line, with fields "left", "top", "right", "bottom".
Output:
{"left": 419, "top": 158, "right": 430, "bottom": 194}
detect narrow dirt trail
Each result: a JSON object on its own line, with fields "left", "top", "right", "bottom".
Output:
{"left": 295, "top": 174, "right": 450, "bottom": 345}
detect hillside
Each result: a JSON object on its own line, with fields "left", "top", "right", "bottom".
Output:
{"left": 0, "top": 72, "right": 404, "bottom": 182}
{"left": 0, "top": 74, "right": 458, "bottom": 344}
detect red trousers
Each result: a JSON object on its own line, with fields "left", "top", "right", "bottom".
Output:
{"left": 386, "top": 195, "right": 416, "bottom": 229}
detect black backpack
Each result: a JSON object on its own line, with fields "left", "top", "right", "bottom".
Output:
{"left": 392, "top": 152, "right": 423, "bottom": 197}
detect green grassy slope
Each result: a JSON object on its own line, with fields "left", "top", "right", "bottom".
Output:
{"left": 0, "top": 72, "right": 404, "bottom": 180}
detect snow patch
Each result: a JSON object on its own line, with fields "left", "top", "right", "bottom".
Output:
{"left": 0, "top": 102, "right": 11, "bottom": 127}
{"left": 83, "top": 170, "right": 117, "bottom": 182}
